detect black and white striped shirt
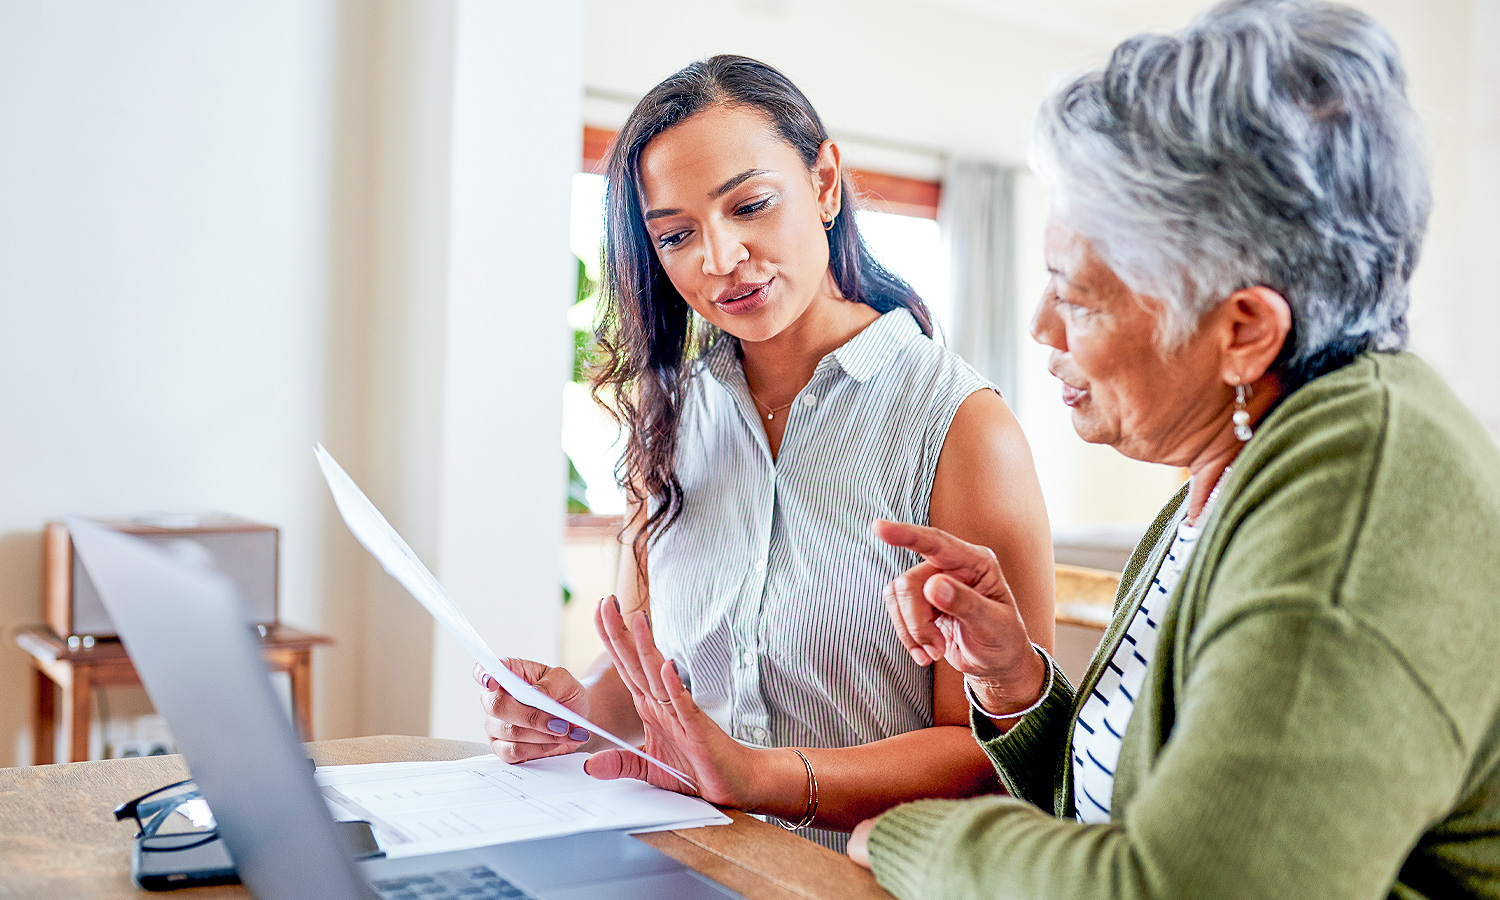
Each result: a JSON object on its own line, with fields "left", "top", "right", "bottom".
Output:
{"left": 647, "top": 309, "right": 989, "bottom": 848}
{"left": 1072, "top": 514, "right": 1201, "bottom": 823}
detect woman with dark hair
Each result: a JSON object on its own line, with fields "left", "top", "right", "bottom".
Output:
{"left": 474, "top": 55, "right": 1054, "bottom": 849}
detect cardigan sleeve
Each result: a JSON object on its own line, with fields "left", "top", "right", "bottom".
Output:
{"left": 970, "top": 659, "right": 1076, "bottom": 811}
{"left": 865, "top": 603, "right": 1466, "bottom": 900}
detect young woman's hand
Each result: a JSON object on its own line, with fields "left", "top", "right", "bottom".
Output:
{"left": 473, "top": 659, "right": 592, "bottom": 763}
{"left": 583, "top": 597, "right": 771, "bottom": 810}
{"left": 872, "top": 519, "right": 1048, "bottom": 716}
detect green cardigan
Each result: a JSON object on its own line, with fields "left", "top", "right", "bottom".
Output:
{"left": 868, "top": 352, "right": 1500, "bottom": 900}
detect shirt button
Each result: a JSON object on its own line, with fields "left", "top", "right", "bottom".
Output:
{"left": 751, "top": 727, "right": 768, "bottom": 743}
{"left": 754, "top": 558, "right": 766, "bottom": 572}
{"left": 740, "top": 649, "right": 756, "bottom": 667}
{"left": 802, "top": 393, "right": 818, "bottom": 407}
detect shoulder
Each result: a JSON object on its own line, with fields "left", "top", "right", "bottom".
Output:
{"left": 1192, "top": 352, "right": 1500, "bottom": 730}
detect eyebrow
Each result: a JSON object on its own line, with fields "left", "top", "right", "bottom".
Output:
{"left": 643, "top": 169, "right": 771, "bottom": 222}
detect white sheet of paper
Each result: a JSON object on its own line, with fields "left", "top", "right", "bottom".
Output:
{"left": 314, "top": 444, "right": 694, "bottom": 788}
{"left": 316, "top": 755, "right": 728, "bottom": 858}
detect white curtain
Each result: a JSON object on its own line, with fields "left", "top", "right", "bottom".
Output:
{"left": 939, "top": 159, "right": 1018, "bottom": 404}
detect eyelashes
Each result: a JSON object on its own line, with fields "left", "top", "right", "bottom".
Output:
{"left": 652, "top": 193, "right": 779, "bottom": 251}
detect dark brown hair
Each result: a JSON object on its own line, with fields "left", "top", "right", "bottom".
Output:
{"left": 592, "top": 55, "right": 933, "bottom": 574}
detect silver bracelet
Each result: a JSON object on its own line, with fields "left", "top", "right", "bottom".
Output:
{"left": 963, "top": 643, "right": 1055, "bottom": 721}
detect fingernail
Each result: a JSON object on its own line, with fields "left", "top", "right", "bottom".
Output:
{"left": 643, "top": 611, "right": 651, "bottom": 629}
{"left": 931, "top": 578, "right": 954, "bottom": 603}
{"left": 546, "top": 718, "right": 568, "bottom": 735}
{"left": 569, "top": 727, "right": 589, "bottom": 742}
{"left": 910, "top": 647, "right": 930, "bottom": 665}
{"left": 484, "top": 676, "right": 498, "bottom": 691}
{"left": 611, "top": 596, "right": 621, "bottom": 615}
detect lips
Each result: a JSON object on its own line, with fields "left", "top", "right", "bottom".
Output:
{"left": 1049, "top": 366, "right": 1087, "bottom": 407}
{"left": 714, "top": 280, "right": 772, "bottom": 315}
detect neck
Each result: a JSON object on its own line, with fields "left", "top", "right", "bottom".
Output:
{"left": 1184, "top": 449, "right": 1237, "bottom": 525}
{"left": 740, "top": 276, "right": 881, "bottom": 405}
{"left": 1182, "top": 375, "right": 1284, "bottom": 522}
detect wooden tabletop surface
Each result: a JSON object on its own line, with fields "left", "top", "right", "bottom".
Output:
{"left": 0, "top": 734, "right": 892, "bottom": 900}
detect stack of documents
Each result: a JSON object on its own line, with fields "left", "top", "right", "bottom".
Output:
{"left": 318, "top": 754, "right": 729, "bottom": 859}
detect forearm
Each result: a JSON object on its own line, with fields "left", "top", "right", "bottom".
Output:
{"left": 748, "top": 726, "right": 1001, "bottom": 832}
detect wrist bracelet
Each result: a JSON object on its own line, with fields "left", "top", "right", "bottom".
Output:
{"left": 963, "top": 643, "right": 1055, "bottom": 721}
{"left": 778, "top": 748, "right": 818, "bottom": 830}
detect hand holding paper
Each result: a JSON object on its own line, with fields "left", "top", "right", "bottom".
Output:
{"left": 314, "top": 444, "right": 695, "bottom": 789}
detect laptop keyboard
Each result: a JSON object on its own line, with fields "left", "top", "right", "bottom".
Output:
{"left": 370, "top": 865, "right": 536, "bottom": 900}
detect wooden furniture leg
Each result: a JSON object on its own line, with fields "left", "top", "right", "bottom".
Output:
{"left": 33, "top": 667, "right": 56, "bottom": 765}
{"left": 289, "top": 650, "right": 313, "bottom": 741}
{"left": 67, "top": 666, "right": 92, "bottom": 763}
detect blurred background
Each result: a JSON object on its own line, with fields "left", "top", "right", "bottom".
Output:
{"left": 2, "top": 0, "right": 1495, "bottom": 767}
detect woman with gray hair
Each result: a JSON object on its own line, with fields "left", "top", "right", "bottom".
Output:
{"left": 843, "top": 1, "right": 1500, "bottom": 897}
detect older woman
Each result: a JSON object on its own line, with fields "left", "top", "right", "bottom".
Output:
{"left": 846, "top": 1, "right": 1500, "bottom": 898}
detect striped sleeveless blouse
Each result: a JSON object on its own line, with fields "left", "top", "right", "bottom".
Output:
{"left": 647, "top": 309, "right": 990, "bottom": 849}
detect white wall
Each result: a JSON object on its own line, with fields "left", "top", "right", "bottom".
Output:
{"left": 0, "top": 0, "right": 344, "bottom": 766}
{"left": 0, "top": 0, "right": 580, "bottom": 765}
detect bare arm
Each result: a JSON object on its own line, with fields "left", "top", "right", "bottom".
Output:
{"left": 586, "top": 602, "right": 1003, "bottom": 830}
{"left": 928, "top": 389, "right": 1055, "bottom": 652}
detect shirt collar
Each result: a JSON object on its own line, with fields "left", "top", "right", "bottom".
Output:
{"left": 700, "top": 307, "right": 922, "bottom": 387}
{"left": 830, "top": 308, "right": 921, "bottom": 383}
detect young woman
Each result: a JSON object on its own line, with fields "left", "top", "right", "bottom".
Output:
{"left": 475, "top": 55, "right": 1054, "bottom": 850}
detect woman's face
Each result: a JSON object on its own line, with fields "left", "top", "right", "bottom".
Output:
{"left": 1031, "top": 215, "right": 1229, "bottom": 467}
{"left": 636, "top": 104, "right": 840, "bottom": 344}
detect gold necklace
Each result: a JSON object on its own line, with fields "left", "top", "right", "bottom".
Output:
{"left": 747, "top": 386, "right": 796, "bottom": 421}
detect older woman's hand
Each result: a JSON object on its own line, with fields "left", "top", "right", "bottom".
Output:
{"left": 872, "top": 519, "right": 1048, "bottom": 716}
{"left": 847, "top": 817, "right": 876, "bottom": 869}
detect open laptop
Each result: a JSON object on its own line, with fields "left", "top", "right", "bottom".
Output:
{"left": 67, "top": 518, "right": 743, "bottom": 900}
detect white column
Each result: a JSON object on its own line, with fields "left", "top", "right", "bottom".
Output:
{"left": 426, "top": 0, "right": 582, "bottom": 741}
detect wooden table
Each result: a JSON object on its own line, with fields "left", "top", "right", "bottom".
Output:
{"left": 0, "top": 735, "right": 892, "bottom": 900}
{"left": 15, "top": 624, "right": 333, "bottom": 764}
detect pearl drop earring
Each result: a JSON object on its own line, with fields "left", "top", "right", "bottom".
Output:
{"left": 1233, "top": 383, "right": 1254, "bottom": 442}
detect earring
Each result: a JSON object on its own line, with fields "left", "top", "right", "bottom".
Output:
{"left": 1232, "top": 383, "right": 1253, "bottom": 442}
{"left": 822, "top": 214, "right": 835, "bottom": 232}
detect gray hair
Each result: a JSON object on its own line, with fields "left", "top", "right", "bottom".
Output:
{"left": 1031, "top": 0, "right": 1431, "bottom": 384}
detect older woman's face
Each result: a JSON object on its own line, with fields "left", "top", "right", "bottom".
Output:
{"left": 1031, "top": 216, "right": 1228, "bottom": 467}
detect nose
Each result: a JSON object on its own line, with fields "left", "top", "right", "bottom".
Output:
{"left": 700, "top": 220, "right": 748, "bottom": 276}
{"left": 1030, "top": 293, "right": 1065, "bottom": 351}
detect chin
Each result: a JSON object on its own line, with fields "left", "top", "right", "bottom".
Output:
{"left": 1069, "top": 410, "right": 1116, "bottom": 447}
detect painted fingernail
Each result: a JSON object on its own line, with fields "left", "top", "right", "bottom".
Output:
{"left": 485, "top": 676, "right": 499, "bottom": 691}
{"left": 546, "top": 718, "right": 569, "bottom": 735}
{"left": 612, "top": 596, "right": 621, "bottom": 615}
{"left": 643, "top": 611, "right": 651, "bottom": 629}
{"left": 569, "top": 727, "right": 589, "bottom": 742}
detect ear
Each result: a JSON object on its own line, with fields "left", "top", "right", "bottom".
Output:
{"left": 1218, "top": 286, "right": 1293, "bottom": 385}
{"left": 813, "top": 139, "right": 842, "bottom": 221}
